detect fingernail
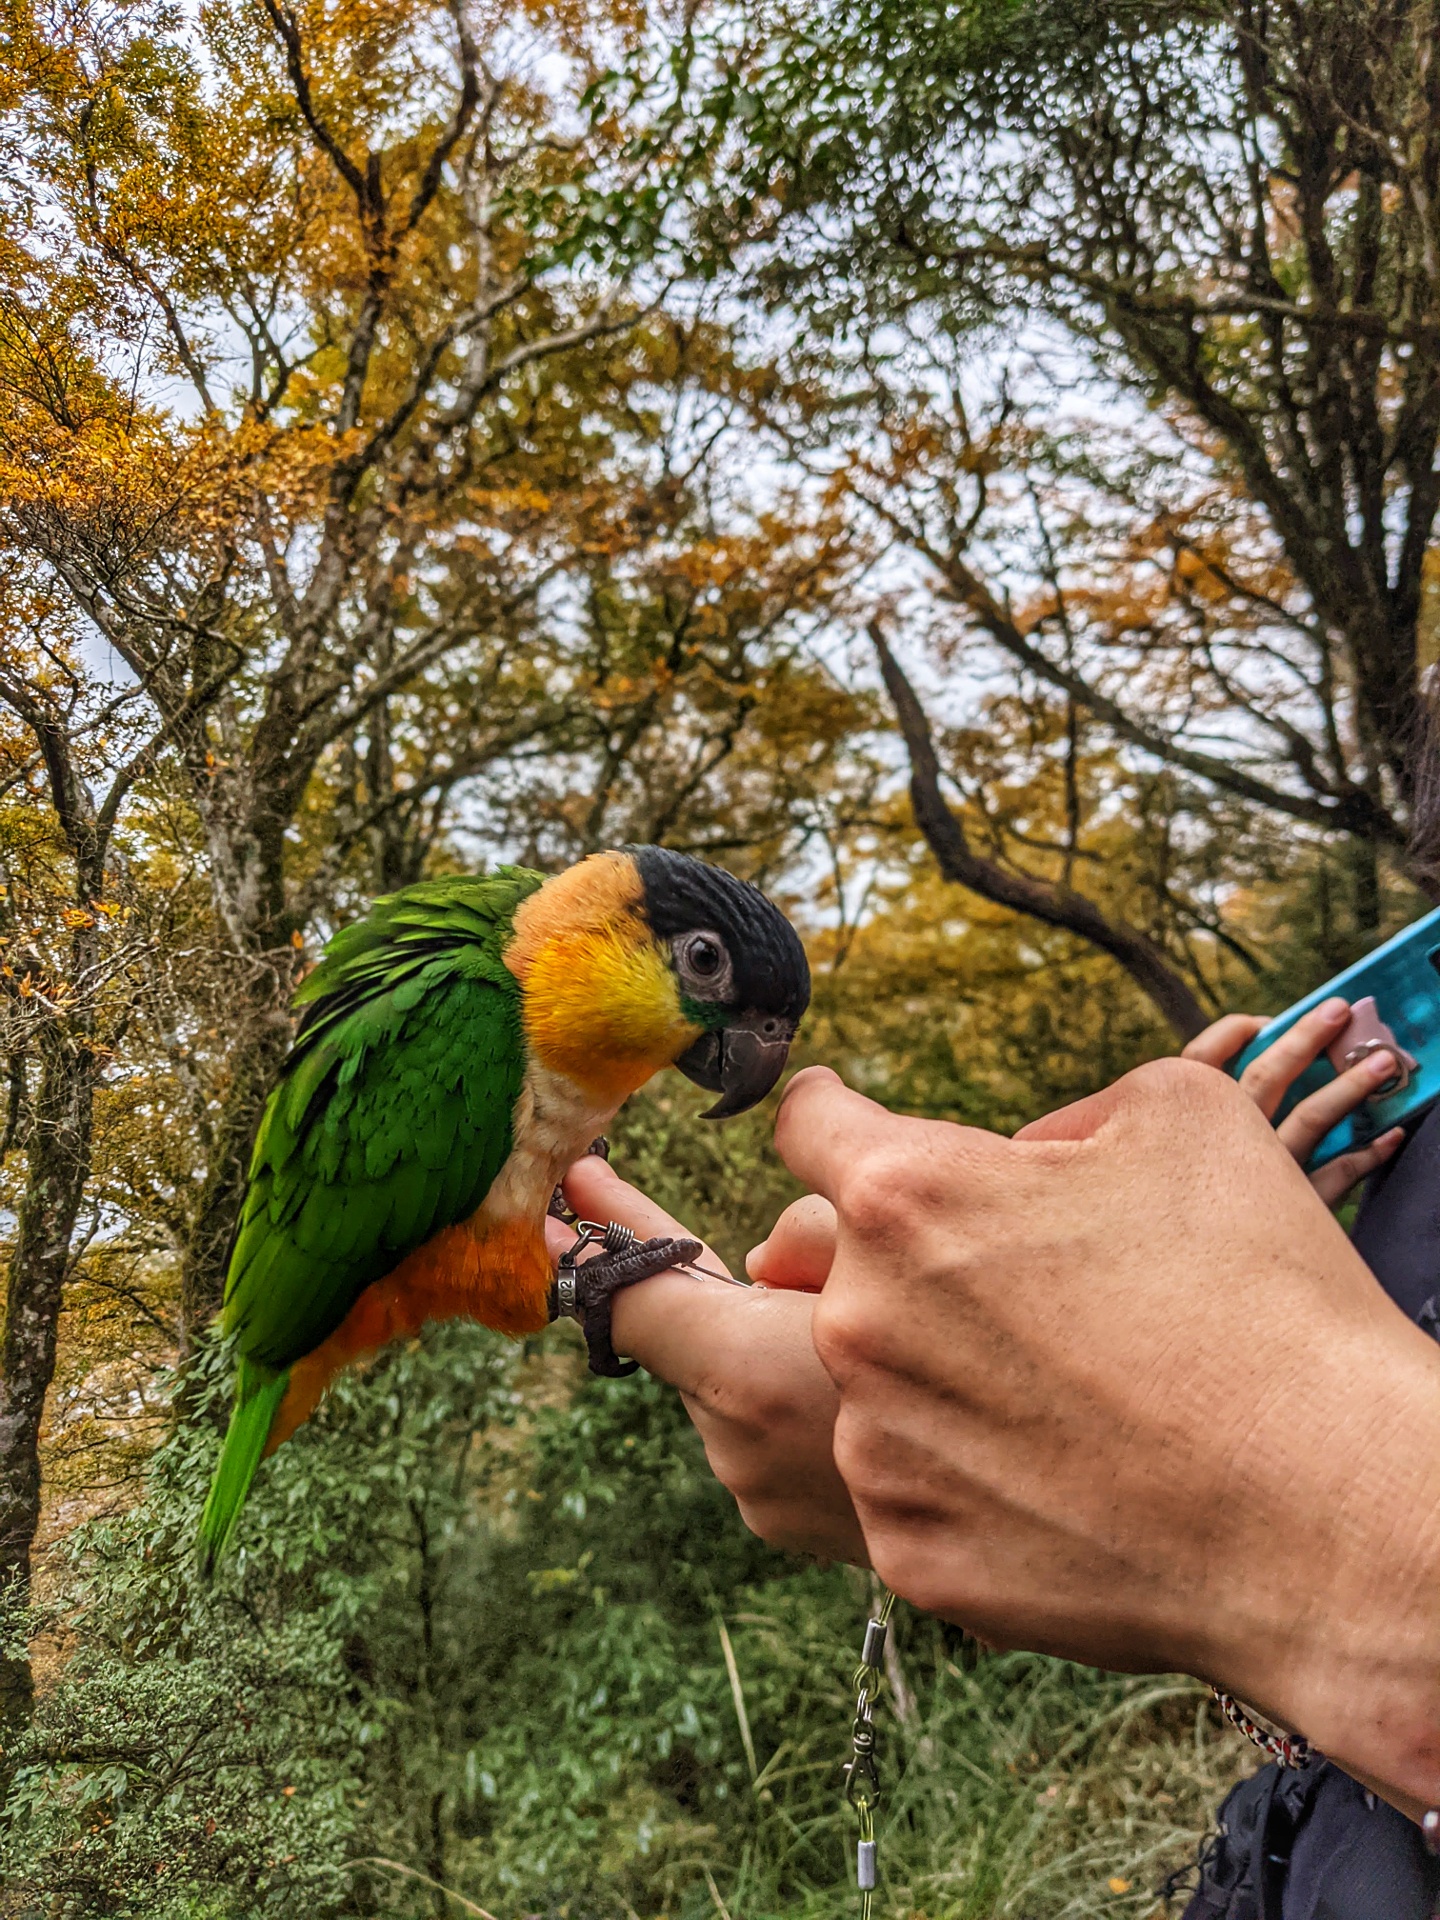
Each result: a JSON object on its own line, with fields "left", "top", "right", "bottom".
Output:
{"left": 1363, "top": 1049, "right": 1398, "bottom": 1079}
{"left": 1320, "top": 997, "right": 1350, "bottom": 1023}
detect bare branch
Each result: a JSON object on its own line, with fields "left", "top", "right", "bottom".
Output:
{"left": 871, "top": 622, "right": 1208, "bottom": 1039}
{"left": 255, "top": 0, "right": 372, "bottom": 211}
{"left": 857, "top": 489, "right": 1401, "bottom": 842}
{"left": 400, "top": 3, "right": 483, "bottom": 237}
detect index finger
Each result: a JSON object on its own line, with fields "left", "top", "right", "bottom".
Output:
{"left": 1234, "top": 998, "right": 1351, "bottom": 1120}
{"left": 555, "top": 1153, "right": 729, "bottom": 1277}
{"left": 610, "top": 1268, "right": 753, "bottom": 1396}
{"left": 1182, "top": 1013, "right": 1268, "bottom": 1070}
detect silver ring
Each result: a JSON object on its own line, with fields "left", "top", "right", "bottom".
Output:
{"left": 1341, "top": 1038, "right": 1411, "bottom": 1097}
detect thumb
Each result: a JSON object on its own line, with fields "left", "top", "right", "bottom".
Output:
{"left": 772, "top": 1066, "right": 895, "bottom": 1200}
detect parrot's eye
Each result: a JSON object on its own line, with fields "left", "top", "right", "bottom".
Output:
{"left": 673, "top": 930, "right": 733, "bottom": 999}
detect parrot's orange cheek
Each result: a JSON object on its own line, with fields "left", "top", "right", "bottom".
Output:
{"left": 504, "top": 853, "right": 700, "bottom": 1101}
{"left": 518, "top": 930, "right": 699, "bottom": 1103}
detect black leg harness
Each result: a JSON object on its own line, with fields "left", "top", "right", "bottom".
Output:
{"left": 548, "top": 1219, "right": 701, "bottom": 1377}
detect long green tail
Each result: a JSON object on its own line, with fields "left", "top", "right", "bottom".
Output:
{"left": 197, "top": 1362, "right": 289, "bottom": 1580}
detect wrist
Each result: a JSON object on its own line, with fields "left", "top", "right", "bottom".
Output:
{"left": 1196, "top": 1304, "right": 1440, "bottom": 1813}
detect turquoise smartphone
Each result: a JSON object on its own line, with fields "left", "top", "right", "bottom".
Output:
{"left": 1226, "top": 905, "right": 1440, "bottom": 1170}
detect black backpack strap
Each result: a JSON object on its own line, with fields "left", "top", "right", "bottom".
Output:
{"left": 1170, "top": 1764, "right": 1279, "bottom": 1919}
{"left": 1173, "top": 1762, "right": 1440, "bottom": 1920}
{"left": 1170, "top": 1105, "right": 1440, "bottom": 1919}
{"left": 1285, "top": 1765, "right": 1440, "bottom": 1919}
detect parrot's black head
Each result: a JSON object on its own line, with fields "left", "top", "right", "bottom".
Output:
{"left": 631, "top": 846, "right": 810, "bottom": 1119}
{"left": 506, "top": 847, "right": 809, "bottom": 1117}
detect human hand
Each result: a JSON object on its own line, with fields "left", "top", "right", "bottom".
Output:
{"left": 745, "top": 1194, "right": 838, "bottom": 1292}
{"left": 752, "top": 996, "right": 1408, "bottom": 1285}
{"left": 546, "top": 1155, "right": 867, "bottom": 1564}
{"left": 1182, "top": 998, "right": 1405, "bottom": 1205}
{"left": 773, "top": 1062, "right": 1440, "bottom": 1819}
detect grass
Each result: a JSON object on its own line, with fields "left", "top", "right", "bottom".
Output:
{"left": 692, "top": 1614, "right": 1250, "bottom": 1920}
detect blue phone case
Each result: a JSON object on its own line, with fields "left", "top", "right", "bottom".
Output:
{"left": 1227, "top": 905, "right": 1440, "bottom": 1169}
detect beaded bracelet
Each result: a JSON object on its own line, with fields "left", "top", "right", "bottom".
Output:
{"left": 1213, "top": 1686, "right": 1440, "bottom": 1853}
{"left": 1209, "top": 1687, "right": 1312, "bottom": 1769}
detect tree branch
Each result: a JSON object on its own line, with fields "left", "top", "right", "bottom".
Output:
{"left": 858, "top": 490, "right": 1401, "bottom": 842}
{"left": 256, "top": 0, "right": 372, "bottom": 209}
{"left": 870, "top": 623, "right": 1208, "bottom": 1040}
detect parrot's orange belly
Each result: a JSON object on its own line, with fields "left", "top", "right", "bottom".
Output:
{"left": 265, "top": 1213, "right": 551, "bottom": 1453}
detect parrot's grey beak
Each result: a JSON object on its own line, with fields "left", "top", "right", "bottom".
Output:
{"left": 675, "top": 1017, "right": 796, "bottom": 1119}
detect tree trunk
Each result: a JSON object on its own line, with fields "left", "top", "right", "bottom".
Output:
{"left": 177, "top": 957, "right": 295, "bottom": 1338}
{"left": 0, "top": 1028, "right": 96, "bottom": 1753}
{"left": 178, "top": 775, "right": 301, "bottom": 1336}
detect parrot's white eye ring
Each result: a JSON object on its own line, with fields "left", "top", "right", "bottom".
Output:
{"left": 673, "top": 929, "right": 733, "bottom": 1000}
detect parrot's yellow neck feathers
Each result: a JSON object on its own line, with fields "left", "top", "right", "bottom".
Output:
{"left": 504, "top": 852, "right": 701, "bottom": 1104}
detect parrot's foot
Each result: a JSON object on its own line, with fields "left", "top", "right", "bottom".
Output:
{"left": 550, "top": 1220, "right": 699, "bottom": 1378}
{"left": 547, "top": 1137, "right": 611, "bottom": 1223}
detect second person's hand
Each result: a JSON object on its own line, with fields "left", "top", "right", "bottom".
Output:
{"left": 1182, "top": 997, "right": 1405, "bottom": 1206}
{"left": 746, "top": 993, "right": 1409, "bottom": 1294}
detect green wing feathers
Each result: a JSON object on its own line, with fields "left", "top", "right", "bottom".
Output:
{"left": 200, "top": 869, "right": 544, "bottom": 1572}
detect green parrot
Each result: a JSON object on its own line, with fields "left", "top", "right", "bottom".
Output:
{"left": 197, "top": 846, "right": 810, "bottom": 1574}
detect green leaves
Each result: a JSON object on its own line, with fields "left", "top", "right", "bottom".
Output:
{"left": 10, "top": 1169, "right": 1246, "bottom": 1920}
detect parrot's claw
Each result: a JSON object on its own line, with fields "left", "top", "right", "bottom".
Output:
{"left": 550, "top": 1219, "right": 699, "bottom": 1378}
{"left": 546, "top": 1136, "right": 611, "bottom": 1223}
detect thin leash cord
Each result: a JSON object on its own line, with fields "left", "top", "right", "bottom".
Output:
{"left": 594, "top": 1239, "right": 895, "bottom": 1908}
{"left": 676, "top": 1248, "right": 892, "bottom": 1911}
{"left": 843, "top": 1587, "right": 896, "bottom": 1917}
{"left": 683, "top": 1251, "right": 889, "bottom": 1909}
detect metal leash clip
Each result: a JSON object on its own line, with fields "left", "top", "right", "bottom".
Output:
{"left": 842, "top": 1591, "right": 895, "bottom": 1915}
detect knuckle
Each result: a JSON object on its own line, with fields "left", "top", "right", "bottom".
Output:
{"left": 875, "top": 1551, "right": 945, "bottom": 1619}
{"left": 864, "top": 1529, "right": 959, "bottom": 1620}
{"left": 1133, "top": 1053, "right": 1224, "bottom": 1103}
{"left": 715, "top": 1454, "right": 773, "bottom": 1509}
{"left": 735, "top": 1498, "right": 828, "bottom": 1557}
{"left": 834, "top": 1184, "right": 904, "bottom": 1244}
{"left": 834, "top": 1145, "right": 930, "bottom": 1238}
{"left": 811, "top": 1291, "right": 885, "bottom": 1380}
{"left": 829, "top": 1411, "right": 885, "bottom": 1505}
{"left": 1236, "top": 1051, "right": 1283, "bottom": 1098}
{"left": 732, "top": 1497, "right": 787, "bottom": 1546}
{"left": 697, "top": 1421, "right": 776, "bottom": 1506}
{"left": 837, "top": 1185, "right": 907, "bottom": 1243}
{"left": 1125, "top": 1055, "right": 1259, "bottom": 1138}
